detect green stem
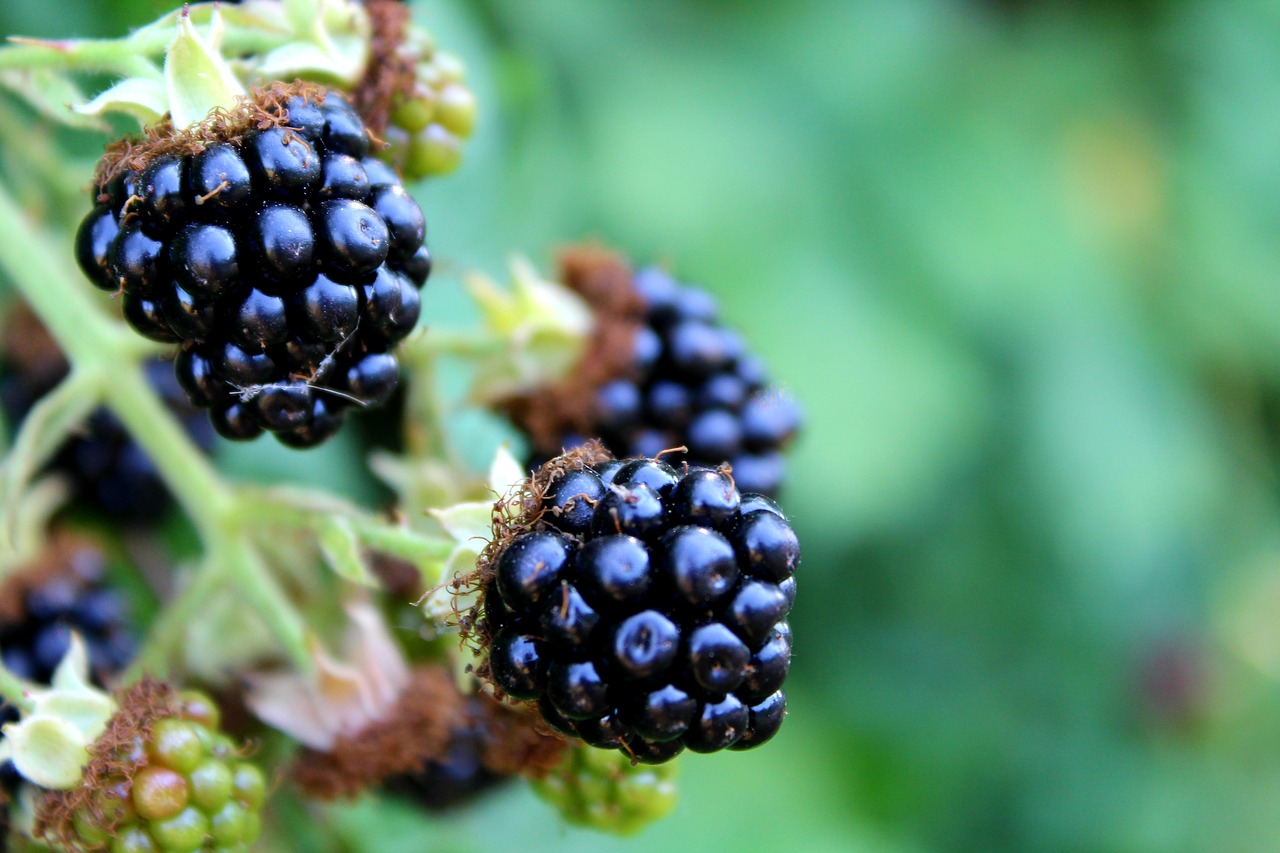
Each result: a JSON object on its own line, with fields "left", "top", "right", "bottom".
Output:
{"left": 0, "top": 40, "right": 161, "bottom": 79}
{"left": 0, "top": 666, "right": 34, "bottom": 714}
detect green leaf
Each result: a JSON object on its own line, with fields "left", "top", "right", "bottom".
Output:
{"left": 317, "top": 517, "right": 376, "bottom": 587}
{"left": 0, "top": 68, "right": 106, "bottom": 130}
{"left": 75, "top": 76, "right": 166, "bottom": 124}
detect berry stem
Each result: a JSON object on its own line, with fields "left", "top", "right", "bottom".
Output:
{"left": 0, "top": 39, "right": 161, "bottom": 79}
{"left": 0, "top": 664, "right": 34, "bottom": 714}
{"left": 0, "top": 367, "right": 103, "bottom": 550}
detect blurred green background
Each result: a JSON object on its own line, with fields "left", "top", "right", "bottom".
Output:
{"left": 6, "top": 0, "right": 1280, "bottom": 850}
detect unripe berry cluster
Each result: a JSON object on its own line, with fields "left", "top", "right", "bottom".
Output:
{"left": 480, "top": 455, "right": 798, "bottom": 764}
{"left": 382, "top": 49, "right": 477, "bottom": 180}
{"left": 532, "top": 743, "right": 677, "bottom": 835}
{"left": 61, "top": 693, "right": 266, "bottom": 853}
{"left": 74, "top": 90, "right": 430, "bottom": 447}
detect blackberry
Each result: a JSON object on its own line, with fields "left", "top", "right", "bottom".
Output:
{"left": 0, "top": 308, "right": 212, "bottom": 520}
{"left": 470, "top": 447, "right": 798, "bottom": 763}
{"left": 0, "top": 537, "right": 135, "bottom": 688}
{"left": 75, "top": 86, "right": 431, "bottom": 448}
{"left": 0, "top": 535, "right": 136, "bottom": 812}
{"left": 501, "top": 248, "right": 801, "bottom": 496}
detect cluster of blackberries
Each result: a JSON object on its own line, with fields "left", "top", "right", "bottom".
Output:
{"left": 483, "top": 458, "right": 797, "bottom": 764}
{"left": 541, "top": 265, "right": 800, "bottom": 497}
{"left": 1, "top": 349, "right": 212, "bottom": 519}
{"left": 75, "top": 91, "right": 430, "bottom": 447}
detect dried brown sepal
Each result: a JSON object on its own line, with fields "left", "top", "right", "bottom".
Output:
{"left": 350, "top": 0, "right": 416, "bottom": 137}
{"left": 452, "top": 441, "right": 614, "bottom": 690}
{"left": 500, "top": 245, "right": 648, "bottom": 456}
{"left": 292, "top": 666, "right": 464, "bottom": 800}
{"left": 0, "top": 531, "right": 106, "bottom": 625}
{"left": 91, "top": 80, "right": 332, "bottom": 195}
{"left": 34, "top": 679, "right": 180, "bottom": 848}
{"left": 474, "top": 696, "right": 568, "bottom": 778}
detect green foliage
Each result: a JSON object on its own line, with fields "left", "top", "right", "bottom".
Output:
{"left": 3, "top": 0, "right": 1280, "bottom": 851}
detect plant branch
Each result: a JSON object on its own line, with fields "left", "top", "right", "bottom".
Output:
{"left": 0, "top": 665, "right": 34, "bottom": 714}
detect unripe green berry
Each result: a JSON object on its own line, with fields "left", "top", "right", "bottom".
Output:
{"left": 148, "top": 805, "right": 209, "bottom": 852}
{"left": 209, "top": 800, "right": 248, "bottom": 846}
{"left": 73, "top": 809, "right": 111, "bottom": 847}
{"left": 435, "top": 52, "right": 466, "bottom": 83}
{"left": 231, "top": 762, "right": 266, "bottom": 810}
{"left": 242, "top": 809, "right": 262, "bottom": 844}
{"left": 189, "top": 758, "right": 234, "bottom": 812}
{"left": 435, "top": 84, "right": 476, "bottom": 137}
{"left": 392, "top": 92, "right": 436, "bottom": 133}
{"left": 112, "top": 826, "right": 157, "bottom": 853}
{"left": 409, "top": 125, "right": 462, "bottom": 177}
{"left": 176, "top": 691, "right": 221, "bottom": 732}
{"left": 132, "top": 766, "right": 189, "bottom": 821}
{"left": 533, "top": 745, "right": 678, "bottom": 835}
{"left": 97, "top": 778, "right": 138, "bottom": 825}
{"left": 148, "top": 719, "right": 206, "bottom": 775}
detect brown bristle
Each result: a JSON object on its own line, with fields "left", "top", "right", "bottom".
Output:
{"left": 291, "top": 666, "right": 464, "bottom": 800}
{"left": 351, "top": 0, "right": 416, "bottom": 137}
{"left": 92, "top": 80, "right": 332, "bottom": 191}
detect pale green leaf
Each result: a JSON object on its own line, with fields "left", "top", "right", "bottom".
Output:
{"left": 75, "top": 77, "right": 166, "bottom": 125}
{"left": 0, "top": 68, "right": 107, "bottom": 131}
{"left": 318, "top": 518, "right": 376, "bottom": 586}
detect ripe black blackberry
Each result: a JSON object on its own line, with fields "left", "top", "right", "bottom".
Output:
{"left": 74, "top": 84, "right": 431, "bottom": 448}
{"left": 0, "top": 307, "right": 214, "bottom": 520}
{"left": 0, "top": 534, "right": 135, "bottom": 689}
{"left": 501, "top": 248, "right": 801, "bottom": 497}
{"left": 466, "top": 445, "right": 798, "bottom": 764}
{"left": 0, "top": 534, "right": 136, "bottom": 806}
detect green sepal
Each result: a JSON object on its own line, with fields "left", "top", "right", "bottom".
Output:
{"left": 164, "top": 8, "right": 246, "bottom": 130}
{"left": 466, "top": 258, "right": 593, "bottom": 404}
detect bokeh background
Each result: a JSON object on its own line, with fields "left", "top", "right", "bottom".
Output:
{"left": 4, "top": 0, "right": 1280, "bottom": 850}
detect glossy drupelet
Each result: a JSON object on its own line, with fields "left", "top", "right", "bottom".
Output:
{"left": 75, "top": 91, "right": 431, "bottom": 448}
{"left": 482, "top": 459, "right": 798, "bottom": 763}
